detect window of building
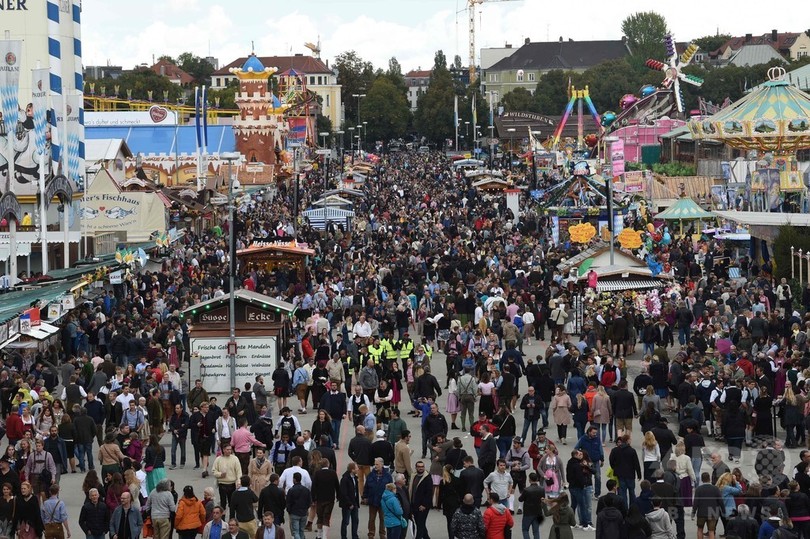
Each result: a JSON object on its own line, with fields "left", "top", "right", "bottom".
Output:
{"left": 215, "top": 78, "right": 221, "bottom": 87}
{"left": 528, "top": 72, "right": 535, "bottom": 82}
{"left": 488, "top": 73, "right": 497, "bottom": 82}
{"left": 326, "top": 95, "right": 329, "bottom": 107}
{"left": 516, "top": 71, "right": 524, "bottom": 82}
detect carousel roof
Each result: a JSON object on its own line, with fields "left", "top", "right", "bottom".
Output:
{"left": 655, "top": 197, "right": 714, "bottom": 220}
{"left": 540, "top": 173, "right": 611, "bottom": 208}
{"left": 688, "top": 66, "right": 810, "bottom": 151}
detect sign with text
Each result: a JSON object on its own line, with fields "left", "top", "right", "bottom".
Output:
{"left": 610, "top": 139, "right": 625, "bottom": 177}
{"left": 190, "top": 336, "right": 278, "bottom": 393}
{"left": 624, "top": 170, "right": 645, "bottom": 193}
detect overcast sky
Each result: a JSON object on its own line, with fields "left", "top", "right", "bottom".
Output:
{"left": 82, "top": 0, "right": 806, "bottom": 72}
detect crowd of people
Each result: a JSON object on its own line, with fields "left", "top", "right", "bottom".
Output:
{"left": 1, "top": 148, "right": 809, "bottom": 539}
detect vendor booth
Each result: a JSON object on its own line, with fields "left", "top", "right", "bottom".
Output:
{"left": 237, "top": 241, "right": 315, "bottom": 282}
{"left": 183, "top": 290, "right": 296, "bottom": 393}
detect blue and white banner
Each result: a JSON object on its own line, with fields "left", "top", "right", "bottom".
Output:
{"left": 32, "top": 69, "right": 50, "bottom": 156}
{"left": 194, "top": 86, "right": 201, "bottom": 151}
{"left": 65, "top": 93, "right": 82, "bottom": 188}
{"left": 0, "top": 40, "right": 22, "bottom": 135}
{"left": 202, "top": 85, "right": 208, "bottom": 150}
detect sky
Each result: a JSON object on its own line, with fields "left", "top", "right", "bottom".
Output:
{"left": 82, "top": 0, "right": 807, "bottom": 73}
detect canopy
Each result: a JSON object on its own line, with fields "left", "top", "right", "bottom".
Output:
{"left": 655, "top": 197, "right": 714, "bottom": 220}
{"left": 688, "top": 66, "right": 810, "bottom": 152}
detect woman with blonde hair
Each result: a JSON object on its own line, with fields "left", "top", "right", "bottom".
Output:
{"left": 642, "top": 384, "right": 661, "bottom": 414}
{"left": 641, "top": 431, "right": 661, "bottom": 480}
{"left": 551, "top": 385, "right": 573, "bottom": 444}
{"left": 716, "top": 472, "right": 742, "bottom": 535}
{"left": 591, "top": 386, "right": 612, "bottom": 445}
{"left": 123, "top": 468, "right": 142, "bottom": 510}
{"left": 673, "top": 442, "right": 695, "bottom": 506}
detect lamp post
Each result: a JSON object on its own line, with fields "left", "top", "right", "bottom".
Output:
{"left": 221, "top": 151, "right": 241, "bottom": 389}
{"left": 474, "top": 125, "right": 480, "bottom": 158}
{"left": 465, "top": 122, "right": 470, "bottom": 151}
{"left": 348, "top": 127, "right": 355, "bottom": 164}
{"left": 336, "top": 130, "right": 345, "bottom": 181}
{"left": 605, "top": 136, "right": 619, "bottom": 265}
{"left": 362, "top": 121, "right": 367, "bottom": 152}
{"left": 354, "top": 135, "right": 360, "bottom": 164}
{"left": 506, "top": 128, "right": 516, "bottom": 172}
{"left": 319, "top": 131, "right": 329, "bottom": 190}
{"left": 352, "top": 93, "right": 366, "bottom": 126}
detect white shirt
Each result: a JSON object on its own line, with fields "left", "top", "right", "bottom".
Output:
{"left": 136, "top": 469, "right": 148, "bottom": 498}
{"left": 60, "top": 385, "right": 87, "bottom": 401}
{"left": 116, "top": 393, "right": 136, "bottom": 408}
{"left": 278, "top": 465, "right": 312, "bottom": 493}
{"left": 353, "top": 321, "right": 372, "bottom": 338}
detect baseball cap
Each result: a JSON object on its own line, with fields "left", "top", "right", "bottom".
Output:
{"left": 375, "top": 430, "right": 386, "bottom": 439}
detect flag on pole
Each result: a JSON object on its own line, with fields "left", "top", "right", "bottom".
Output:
{"left": 194, "top": 86, "right": 201, "bottom": 151}
{"left": 471, "top": 96, "right": 477, "bottom": 130}
{"left": 66, "top": 93, "right": 82, "bottom": 186}
{"left": 202, "top": 85, "right": 208, "bottom": 150}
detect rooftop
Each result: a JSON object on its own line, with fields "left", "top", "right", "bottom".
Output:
{"left": 487, "top": 39, "right": 629, "bottom": 72}
{"left": 150, "top": 59, "right": 194, "bottom": 85}
{"left": 213, "top": 55, "right": 332, "bottom": 76}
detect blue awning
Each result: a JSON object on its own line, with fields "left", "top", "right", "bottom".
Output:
{"left": 86, "top": 125, "right": 237, "bottom": 155}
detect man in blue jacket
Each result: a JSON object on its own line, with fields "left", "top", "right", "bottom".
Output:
{"left": 110, "top": 491, "right": 143, "bottom": 539}
{"left": 363, "top": 457, "right": 393, "bottom": 539}
{"left": 575, "top": 426, "right": 605, "bottom": 496}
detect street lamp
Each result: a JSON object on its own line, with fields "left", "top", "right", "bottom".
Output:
{"left": 348, "top": 127, "right": 355, "bottom": 162}
{"left": 352, "top": 93, "right": 366, "bottom": 126}
{"left": 465, "top": 121, "right": 470, "bottom": 150}
{"left": 336, "top": 130, "right": 345, "bottom": 178}
{"left": 507, "top": 128, "right": 516, "bottom": 171}
{"left": 474, "top": 125, "right": 480, "bottom": 157}
{"left": 362, "top": 121, "right": 367, "bottom": 152}
{"left": 319, "top": 131, "right": 329, "bottom": 148}
{"left": 220, "top": 151, "right": 241, "bottom": 389}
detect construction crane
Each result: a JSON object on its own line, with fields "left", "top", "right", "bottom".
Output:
{"left": 467, "top": 0, "right": 520, "bottom": 83}
{"left": 304, "top": 38, "right": 321, "bottom": 59}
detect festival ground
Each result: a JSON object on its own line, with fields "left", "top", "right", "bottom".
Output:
{"left": 50, "top": 336, "right": 785, "bottom": 539}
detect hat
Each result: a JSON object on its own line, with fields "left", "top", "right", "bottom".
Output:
{"left": 768, "top": 516, "right": 782, "bottom": 523}
{"left": 0, "top": 456, "right": 9, "bottom": 464}
{"left": 513, "top": 437, "right": 523, "bottom": 445}
{"left": 537, "top": 429, "right": 546, "bottom": 436}
{"left": 183, "top": 485, "right": 195, "bottom": 496}
{"left": 375, "top": 430, "right": 386, "bottom": 439}
{"left": 403, "top": 332, "right": 410, "bottom": 337}
{"left": 479, "top": 411, "right": 487, "bottom": 417}
{"left": 280, "top": 407, "right": 291, "bottom": 414}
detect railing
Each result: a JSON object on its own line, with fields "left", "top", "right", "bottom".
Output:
{"left": 791, "top": 246, "right": 810, "bottom": 284}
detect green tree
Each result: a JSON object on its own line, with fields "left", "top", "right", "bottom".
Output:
{"left": 86, "top": 69, "right": 183, "bottom": 103}
{"left": 501, "top": 87, "right": 536, "bottom": 112}
{"left": 581, "top": 58, "right": 660, "bottom": 112}
{"left": 207, "top": 87, "right": 236, "bottom": 109}
{"left": 693, "top": 34, "right": 732, "bottom": 56}
{"left": 157, "top": 54, "right": 175, "bottom": 64}
{"left": 334, "top": 51, "right": 376, "bottom": 127}
{"left": 621, "top": 11, "right": 669, "bottom": 64}
{"left": 384, "top": 57, "right": 408, "bottom": 96}
{"left": 532, "top": 70, "right": 578, "bottom": 114}
{"left": 360, "top": 77, "right": 410, "bottom": 142}
{"left": 176, "top": 52, "right": 215, "bottom": 86}
{"left": 415, "top": 50, "right": 455, "bottom": 144}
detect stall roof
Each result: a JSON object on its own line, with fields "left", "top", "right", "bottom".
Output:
{"left": 713, "top": 210, "right": 810, "bottom": 227}
{"left": 596, "top": 279, "right": 664, "bottom": 292}
{"left": 25, "top": 322, "right": 61, "bottom": 341}
{"left": 237, "top": 242, "right": 316, "bottom": 257}
{"left": 86, "top": 125, "right": 237, "bottom": 155}
{"left": 181, "top": 289, "right": 296, "bottom": 316}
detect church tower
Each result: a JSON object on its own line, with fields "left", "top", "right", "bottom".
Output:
{"left": 230, "top": 54, "right": 285, "bottom": 164}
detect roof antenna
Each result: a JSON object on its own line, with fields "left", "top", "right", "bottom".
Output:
{"left": 251, "top": 40, "right": 255, "bottom": 55}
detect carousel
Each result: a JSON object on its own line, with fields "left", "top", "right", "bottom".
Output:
{"left": 689, "top": 66, "right": 810, "bottom": 213}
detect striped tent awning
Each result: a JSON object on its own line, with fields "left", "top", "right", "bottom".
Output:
{"left": 596, "top": 279, "right": 663, "bottom": 292}
{"left": 302, "top": 207, "right": 355, "bottom": 231}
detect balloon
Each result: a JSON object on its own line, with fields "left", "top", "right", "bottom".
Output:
{"left": 661, "top": 230, "right": 671, "bottom": 245}
{"left": 639, "top": 84, "right": 656, "bottom": 98}
{"left": 620, "top": 94, "right": 638, "bottom": 110}
{"left": 646, "top": 222, "right": 655, "bottom": 233}
{"left": 601, "top": 111, "right": 617, "bottom": 127}
{"left": 584, "top": 134, "right": 598, "bottom": 148}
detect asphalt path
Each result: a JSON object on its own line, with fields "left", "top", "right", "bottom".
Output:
{"left": 52, "top": 338, "right": 788, "bottom": 539}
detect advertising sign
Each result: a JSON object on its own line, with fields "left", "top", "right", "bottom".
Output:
{"left": 624, "top": 170, "right": 645, "bottom": 193}
{"left": 190, "top": 336, "right": 278, "bottom": 393}
{"left": 85, "top": 108, "right": 177, "bottom": 127}
{"left": 610, "top": 139, "right": 625, "bottom": 177}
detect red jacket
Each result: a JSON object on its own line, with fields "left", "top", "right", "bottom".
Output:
{"left": 301, "top": 339, "right": 315, "bottom": 361}
{"left": 483, "top": 504, "right": 514, "bottom": 539}
{"left": 5, "top": 413, "right": 23, "bottom": 441}
{"left": 470, "top": 419, "right": 498, "bottom": 449}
